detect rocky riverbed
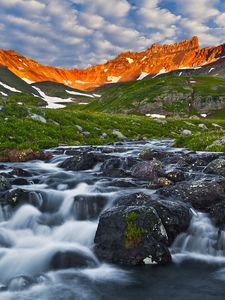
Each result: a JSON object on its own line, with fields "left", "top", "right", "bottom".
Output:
{"left": 0, "top": 139, "right": 225, "bottom": 299}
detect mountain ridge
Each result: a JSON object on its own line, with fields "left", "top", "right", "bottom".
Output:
{"left": 0, "top": 36, "right": 225, "bottom": 90}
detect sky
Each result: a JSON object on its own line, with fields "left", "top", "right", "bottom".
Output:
{"left": 0, "top": 0, "right": 225, "bottom": 69}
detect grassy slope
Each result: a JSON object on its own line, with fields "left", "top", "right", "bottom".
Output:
{"left": 0, "top": 101, "right": 225, "bottom": 152}
{"left": 84, "top": 76, "right": 225, "bottom": 114}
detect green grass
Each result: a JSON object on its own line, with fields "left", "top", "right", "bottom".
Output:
{"left": 83, "top": 76, "right": 225, "bottom": 115}
{"left": 0, "top": 100, "right": 225, "bottom": 152}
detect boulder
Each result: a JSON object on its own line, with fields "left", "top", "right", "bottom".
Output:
{"left": 204, "top": 158, "right": 225, "bottom": 177}
{"left": 59, "top": 152, "right": 98, "bottom": 171}
{"left": 0, "top": 175, "right": 11, "bottom": 191}
{"left": 50, "top": 250, "right": 97, "bottom": 270}
{"left": 139, "top": 148, "right": 168, "bottom": 161}
{"left": 181, "top": 129, "right": 192, "bottom": 136}
{"left": 160, "top": 180, "right": 225, "bottom": 210}
{"left": 166, "top": 170, "right": 186, "bottom": 182}
{"left": 100, "top": 157, "right": 134, "bottom": 177}
{"left": 131, "top": 159, "right": 164, "bottom": 180}
{"left": 209, "top": 201, "right": 225, "bottom": 227}
{"left": 94, "top": 205, "right": 171, "bottom": 265}
{"left": 0, "top": 189, "right": 43, "bottom": 208}
{"left": 115, "top": 192, "right": 191, "bottom": 244}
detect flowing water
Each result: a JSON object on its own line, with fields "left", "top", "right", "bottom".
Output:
{"left": 0, "top": 140, "right": 225, "bottom": 300}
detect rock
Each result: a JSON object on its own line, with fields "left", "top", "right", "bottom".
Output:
{"left": 212, "top": 123, "right": 223, "bottom": 130}
{"left": 181, "top": 129, "right": 192, "bottom": 136}
{"left": 11, "top": 178, "right": 30, "bottom": 185}
{"left": 148, "top": 177, "right": 173, "bottom": 189}
{"left": 11, "top": 168, "right": 32, "bottom": 177}
{"left": 139, "top": 148, "right": 168, "bottom": 161}
{"left": 204, "top": 158, "right": 225, "bottom": 177}
{"left": 111, "top": 179, "right": 138, "bottom": 188}
{"left": 83, "top": 131, "right": 91, "bottom": 137}
{"left": 148, "top": 200, "right": 191, "bottom": 244}
{"left": 101, "top": 133, "right": 108, "bottom": 139}
{"left": 209, "top": 201, "right": 225, "bottom": 227}
{"left": 166, "top": 170, "right": 186, "bottom": 182}
{"left": 155, "top": 119, "right": 167, "bottom": 124}
{"left": 114, "top": 192, "right": 191, "bottom": 244}
{"left": 207, "top": 137, "right": 225, "bottom": 149}
{"left": 131, "top": 159, "right": 164, "bottom": 180}
{"left": 160, "top": 180, "right": 225, "bottom": 210}
{"left": 0, "top": 175, "right": 11, "bottom": 191}
{"left": 73, "top": 194, "right": 108, "bottom": 220}
{"left": 75, "top": 125, "right": 83, "bottom": 132}
{"left": 112, "top": 129, "right": 127, "bottom": 140}
{"left": 0, "top": 149, "right": 53, "bottom": 162}
{"left": 30, "top": 114, "right": 47, "bottom": 123}
{"left": 59, "top": 152, "right": 98, "bottom": 171}
{"left": 0, "top": 189, "right": 43, "bottom": 208}
{"left": 101, "top": 157, "right": 128, "bottom": 177}
{"left": 94, "top": 205, "right": 171, "bottom": 265}
{"left": 199, "top": 123, "right": 208, "bottom": 129}
{"left": 50, "top": 250, "right": 97, "bottom": 270}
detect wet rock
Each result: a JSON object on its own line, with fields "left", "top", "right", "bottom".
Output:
{"left": 50, "top": 250, "right": 97, "bottom": 270}
{"left": 209, "top": 201, "right": 225, "bottom": 227}
{"left": 115, "top": 192, "right": 152, "bottom": 207}
{"left": 59, "top": 152, "right": 98, "bottom": 171}
{"left": 114, "top": 192, "right": 191, "bottom": 244}
{"left": 11, "top": 168, "right": 33, "bottom": 177}
{"left": 204, "top": 158, "right": 225, "bottom": 177}
{"left": 111, "top": 178, "right": 138, "bottom": 188}
{"left": 11, "top": 178, "right": 30, "bottom": 185}
{"left": 166, "top": 170, "right": 186, "bottom": 182}
{"left": 0, "top": 149, "right": 53, "bottom": 162}
{"left": 0, "top": 175, "right": 11, "bottom": 191}
{"left": 139, "top": 149, "right": 168, "bottom": 161}
{"left": 0, "top": 189, "right": 43, "bottom": 208}
{"left": 131, "top": 159, "right": 164, "bottom": 180}
{"left": 95, "top": 205, "right": 171, "bottom": 265}
{"left": 101, "top": 157, "right": 128, "bottom": 177}
{"left": 73, "top": 194, "right": 108, "bottom": 220}
{"left": 148, "top": 200, "right": 191, "bottom": 244}
{"left": 148, "top": 177, "right": 174, "bottom": 189}
{"left": 160, "top": 180, "right": 225, "bottom": 210}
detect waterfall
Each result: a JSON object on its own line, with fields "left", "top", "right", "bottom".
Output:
{"left": 172, "top": 211, "right": 225, "bottom": 263}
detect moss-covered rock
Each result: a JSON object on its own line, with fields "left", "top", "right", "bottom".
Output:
{"left": 94, "top": 205, "right": 171, "bottom": 265}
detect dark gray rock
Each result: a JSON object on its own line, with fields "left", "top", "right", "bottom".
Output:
{"left": 204, "top": 158, "right": 225, "bottom": 177}
{"left": 160, "top": 180, "right": 225, "bottom": 210}
{"left": 59, "top": 152, "right": 98, "bottom": 171}
{"left": 94, "top": 205, "right": 171, "bottom": 265}
{"left": 131, "top": 159, "right": 164, "bottom": 180}
{"left": 0, "top": 175, "right": 11, "bottom": 191}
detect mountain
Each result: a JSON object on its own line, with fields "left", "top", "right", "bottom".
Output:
{"left": 0, "top": 36, "right": 225, "bottom": 91}
{"left": 0, "top": 65, "right": 99, "bottom": 108}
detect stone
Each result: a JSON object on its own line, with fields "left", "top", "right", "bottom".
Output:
{"left": 112, "top": 129, "right": 127, "bottom": 140}
{"left": 94, "top": 205, "right": 171, "bottom": 265}
{"left": 131, "top": 159, "right": 164, "bottom": 180}
{"left": 0, "top": 175, "right": 11, "bottom": 191}
{"left": 29, "top": 114, "right": 47, "bottom": 123}
{"left": 59, "top": 151, "right": 98, "bottom": 171}
{"left": 199, "top": 123, "right": 208, "bottom": 129}
{"left": 181, "top": 129, "right": 192, "bottom": 136}
{"left": 160, "top": 180, "right": 225, "bottom": 211}
{"left": 204, "top": 158, "right": 225, "bottom": 177}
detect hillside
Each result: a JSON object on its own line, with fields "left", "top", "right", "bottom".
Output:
{"left": 84, "top": 75, "right": 225, "bottom": 117}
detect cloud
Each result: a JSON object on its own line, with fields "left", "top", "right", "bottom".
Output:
{"left": 0, "top": 0, "right": 224, "bottom": 68}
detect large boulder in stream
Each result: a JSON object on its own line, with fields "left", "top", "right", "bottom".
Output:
{"left": 160, "top": 180, "right": 225, "bottom": 210}
{"left": 59, "top": 151, "right": 98, "bottom": 171}
{"left": 209, "top": 201, "right": 225, "bottom": 227}
{"left": 95, "top": 205, "right": 171, "bottom": 265}
{"left": 0, "top": 189, "right": 43, "bottom": 208}
{"left": 100, "top": 156, "right": 137, "bottom": 177}
{"left": 114, "top": 192, "right": 191, "bottom": 244}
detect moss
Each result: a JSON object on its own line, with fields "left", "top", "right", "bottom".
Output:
{"left": 124, "top": 212, "right": 144, "bottom": 249}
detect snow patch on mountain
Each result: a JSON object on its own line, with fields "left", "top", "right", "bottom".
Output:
{"left": 0, "top": 91, "right": 8, "bottom": 96}
{"left": 107, "top": 76, "right": 122, "bottom": 83}
{"left": 137, "top": 72, "right": 149, "bottom": 80}
{"left": 66, "top": 90, "right": 95, "bottom": 98}
{"left": 33, "top": 86, "right": 72, "bottom": 109}
{"left": 153, "top": 67, "right": 167, "bottom": 78}
{"left": 22, "top": 78, "right": 34, "bottom": 84}
{"left": 0, "top": 82, "right": 21, "bottom": 93}
{"left": 126, "top": 58, "right": 134, "bottom": 64}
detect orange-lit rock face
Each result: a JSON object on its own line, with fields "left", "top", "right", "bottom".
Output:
{"left": 0, "top": 36, "right": 224, "bottom": 90}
